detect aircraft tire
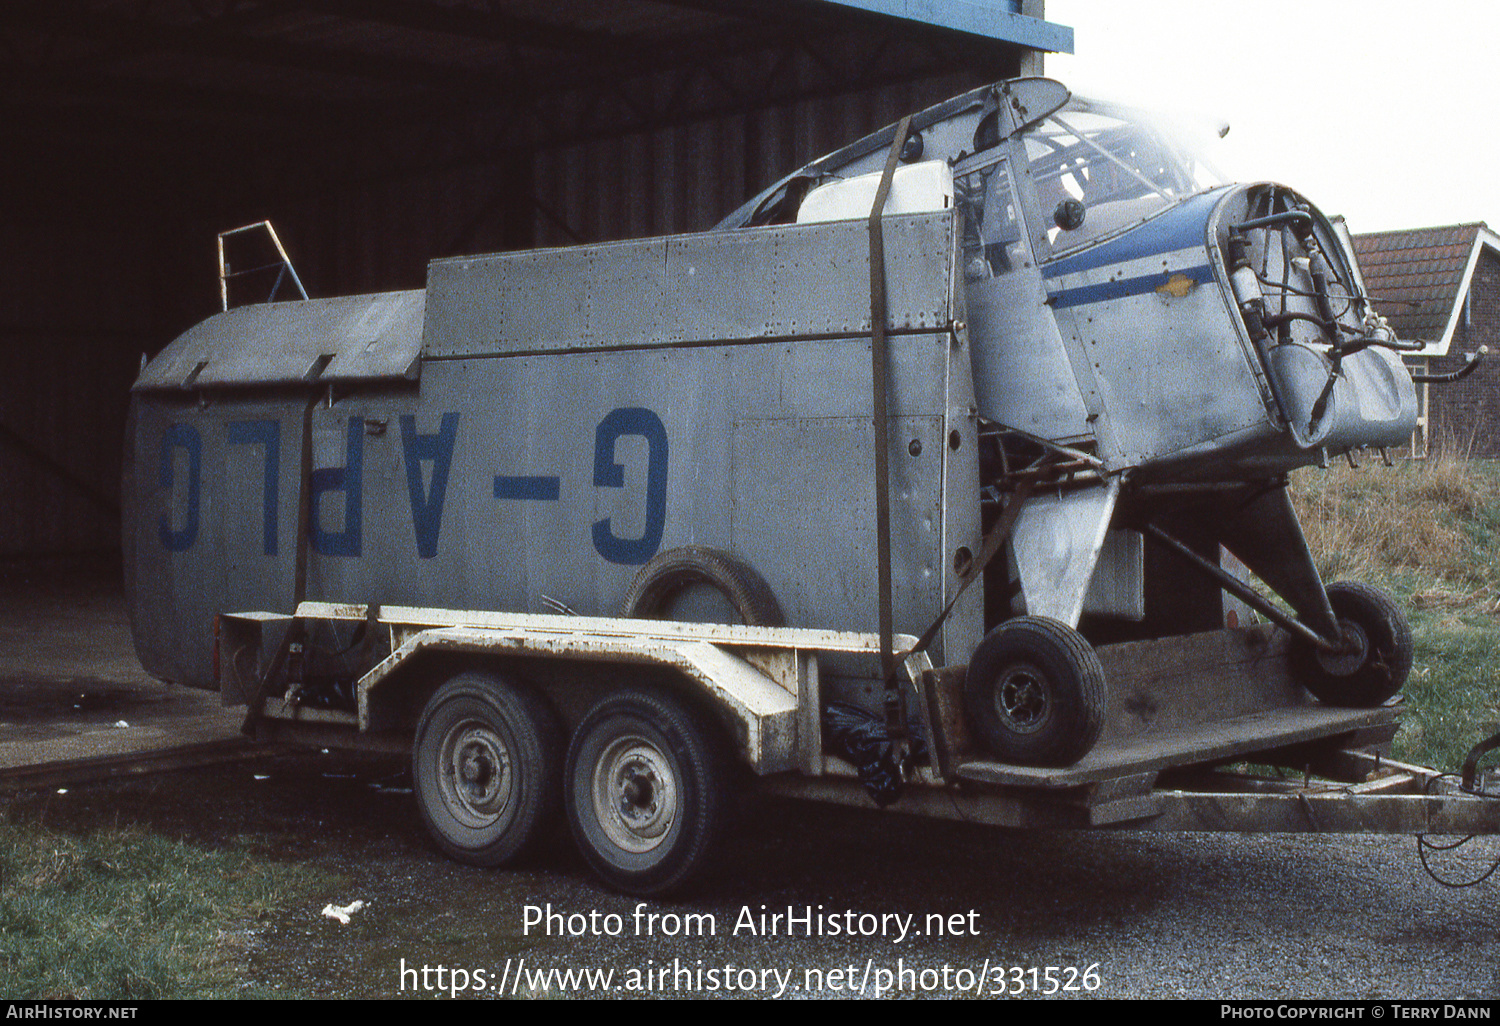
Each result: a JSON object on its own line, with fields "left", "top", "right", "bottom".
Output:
{"left": 621, "top": 545, "right": 784, "bottom": 627}
{"left": 1293, "top": 580, "right": 1412, "bottom": 707}
{"left": 413, "top": 671, "right": 562, "bottom": 866}
{"left": 963, "top": 616, "right": 1105, "bottom": 767}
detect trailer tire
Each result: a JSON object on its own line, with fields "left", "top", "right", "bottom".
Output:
{"left": 621, "top": 545, "right": 784, "bottom": 627}
{"left": 565, "top": 687, "right": 727, "bottom": 896}
{"left": 1293, "top": 580, "right": 1412, "bottom": 707}
{"left": 963, "top": 616, "right": 1105, "bottom": 767}
{"left": 413, "top": 671, "right": 562, "bottom": 867}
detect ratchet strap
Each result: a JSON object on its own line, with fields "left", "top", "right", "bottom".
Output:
{"left": 870, "top": 114, "right": 914, "bottom": 744}
{"left": 242, "top": 392, "right": 319, "bottom": 729}
{"left": 905, "top": 479, "right": 1035, "bottom": 659}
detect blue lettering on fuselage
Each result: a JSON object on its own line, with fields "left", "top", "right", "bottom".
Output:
{"left": 158, "top": 423, "right": 201, "bottom": 552}
{"left": 591, "top": 407, "right": 668, "bottom": 565}
{"left": 493, "top": 475, "right": 561, "bottom": 501}
{"left": 226, "top": 419, "right": 280, "bottom": 555}
{"left": 401, "top": 413, "right": 459, "bottom": 559}
{"left": 157, "top": 407, "right": 670, "bottom": 566}
{"left": 310, "top": 416, "right": 364, "bottom": 557}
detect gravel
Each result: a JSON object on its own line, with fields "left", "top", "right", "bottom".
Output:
{"left": 22, "top": 752, "right": 1494, "bottom": 999}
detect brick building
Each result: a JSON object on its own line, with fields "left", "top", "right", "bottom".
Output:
{"left": 1353, "top": 223, "right": 1500, "bottom": 456}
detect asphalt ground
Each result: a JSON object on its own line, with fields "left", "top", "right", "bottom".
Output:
{"left": 0, "top": 557, "right": 244, "bottom": 779}
{"left": 0, "top": 560, "right": 1496, "bottom": 1000}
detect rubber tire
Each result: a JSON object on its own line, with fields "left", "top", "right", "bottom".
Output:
{"left": 1292, "top": 580, "right": 1412, "bottom": 707}
{"left": 963, "top": 616, "right": 1106, "bottom": 767}
{"left": 412, "top": 671, "right": 562, "bottom": 867}
{"left": 565, "top": 688, "right": 727, "bottom": 896}
{"left": 621, "top": 545, "right": 784, "bottom": 627}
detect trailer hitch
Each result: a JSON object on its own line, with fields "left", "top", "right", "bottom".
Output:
{"left": 1415, "top": 732, "right": 1500, "bottom": 888}
{"left": 1461, "top": 725, "right": 1500, "bottom": 794}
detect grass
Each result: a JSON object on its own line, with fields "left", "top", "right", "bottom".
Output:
{"left": 1289, "top": 444, "right": 1500, "bottom": 771}
{"left": 0, "top": 821, "right": 316, "bottom": 999}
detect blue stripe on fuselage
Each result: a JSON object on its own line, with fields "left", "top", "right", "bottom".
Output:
{"left": 1041, "top": 187, "right": 1228, "bottom": 281}
{"left": 1048, "top": 263, "right": 1216, "bottom": 310}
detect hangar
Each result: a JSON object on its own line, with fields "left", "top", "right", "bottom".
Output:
{"left": 0, "top": 0, "right": 1070, "bottom": 560}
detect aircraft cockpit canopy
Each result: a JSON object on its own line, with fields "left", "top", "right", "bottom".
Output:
{"left": 1021, "top": 97, "right": 1228, "bottom": 255}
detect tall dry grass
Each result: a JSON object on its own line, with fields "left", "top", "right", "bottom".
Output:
{"left": 1290, "top": 438, "right": 1500, "bottom": 591}
{"left": 1290, "top": 441, "right": 1500, "bottom": 768}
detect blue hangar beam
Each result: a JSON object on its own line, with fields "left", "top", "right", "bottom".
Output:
{"left": 817, "top": 0, "right": 1074, "bottom": 53}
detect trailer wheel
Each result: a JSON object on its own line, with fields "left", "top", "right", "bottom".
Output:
{"left": 1293, "top": 581, "right": 1412, "bottom": 707}
{"left": 621, "top": 545, "right": 784, "bottom": 627}
{"left": 963, "top": 616, "right": 1105, "bottom": 767}
{"left": 565, "top": 687, "right": 726, "bottom": 896}
{"left": 413, "top": 672, "right": 562, "bottom": 867}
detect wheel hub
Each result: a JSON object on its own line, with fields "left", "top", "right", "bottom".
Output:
{"left": 621, "top": 771, "right": 654, "bottom": 806}
{"left": 995, "top": 663, "right": 1051, "bottom": 735}
{"left": 593, "top": 737, "right": 677, "bottom": 854}
{"left": 1315, "top": 619, "right": 1370, "bottom": 677}
{"left": 440, "top": 724, "right": 513, "bottom": 827}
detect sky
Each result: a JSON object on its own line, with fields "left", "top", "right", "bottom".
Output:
{"left": 1041, "top": 0, "right": 1500, "bottom": 233}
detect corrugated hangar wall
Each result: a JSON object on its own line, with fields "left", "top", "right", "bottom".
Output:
{"left": 0, "top": 201, "right": 193, "bottom": 559}
{"left": 267, "top": 70, "right": 989, "bottom": 293}
{"left": 527, "top": 74, "right": 983, "bottom": 247}
{"left": 0, "top": 19, "right": 1014, "bottom": 559}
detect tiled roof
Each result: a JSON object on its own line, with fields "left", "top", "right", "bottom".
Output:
{"left": 1351, "top": 223, "right": 1487, "bottom": 343}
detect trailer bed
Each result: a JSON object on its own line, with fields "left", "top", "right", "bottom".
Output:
{"left": 923, "top": 622, "right": 1399, "bottom": 787}
{"left": 213, "top": 603, "right": 1500, "bottom": 860}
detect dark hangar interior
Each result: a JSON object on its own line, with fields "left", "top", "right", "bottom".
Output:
{"left": 0, "top": 0, "right": 1069, "bottom": 559}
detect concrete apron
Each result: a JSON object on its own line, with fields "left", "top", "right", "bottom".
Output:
{"left": 0, "top": 559, "right": 255, "bottom": 790}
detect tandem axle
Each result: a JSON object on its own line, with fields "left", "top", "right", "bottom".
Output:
{"left": 218, "top": 602, "right": 1500, "bottom": 895}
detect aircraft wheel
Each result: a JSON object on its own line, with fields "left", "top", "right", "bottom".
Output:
{"left": 963, "top": 616, "right": 1105, "bottom": 767}
{"left": 1293, "top": 581, "right": 1412, "bottom": 707}
{"left": 565, "top": 687, "right": 727, "bottom": 896}
{"left": 413, "top": 671, "right": 562, "bottom": 866}
{"left": 621, "top": 546, "right": 784, "bottom": 626}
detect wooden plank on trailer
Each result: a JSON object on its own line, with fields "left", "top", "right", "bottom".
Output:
{"left": 957, "top": 703, "right": 1399, "bottom": 788}
{"left": 763, "top": 775, "right": 1500, "bottom": 836}
{"left": 1143, "top": 789, "right": 1500, "bottom": 835}
{"left": 921, "top": 664, "right": 968, "bottom": 778}
{"left": 1094, "top": 624, "right": 1307, "bottom": 744}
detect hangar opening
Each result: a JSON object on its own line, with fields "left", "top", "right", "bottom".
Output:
{"left": 0, "top": 0, "right": 1070, "bottom": 560}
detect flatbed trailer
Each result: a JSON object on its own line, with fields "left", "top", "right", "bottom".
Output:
{"left": 131, "top": 77, "right": 1498, "bottom": 895}
{"left": 217, "top": 602, "right": 1500, "bottom": 894}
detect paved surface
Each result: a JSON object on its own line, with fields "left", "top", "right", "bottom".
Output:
{"left": 0, "top": 559, "right": 1495, "bottom": 999}
{"left": 0, "top": 559, "right": 249, "bottom": 785}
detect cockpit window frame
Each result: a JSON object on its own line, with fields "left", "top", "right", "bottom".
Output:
{"left": 1020, "top": 97, "right": 1228, "bottom": 262}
